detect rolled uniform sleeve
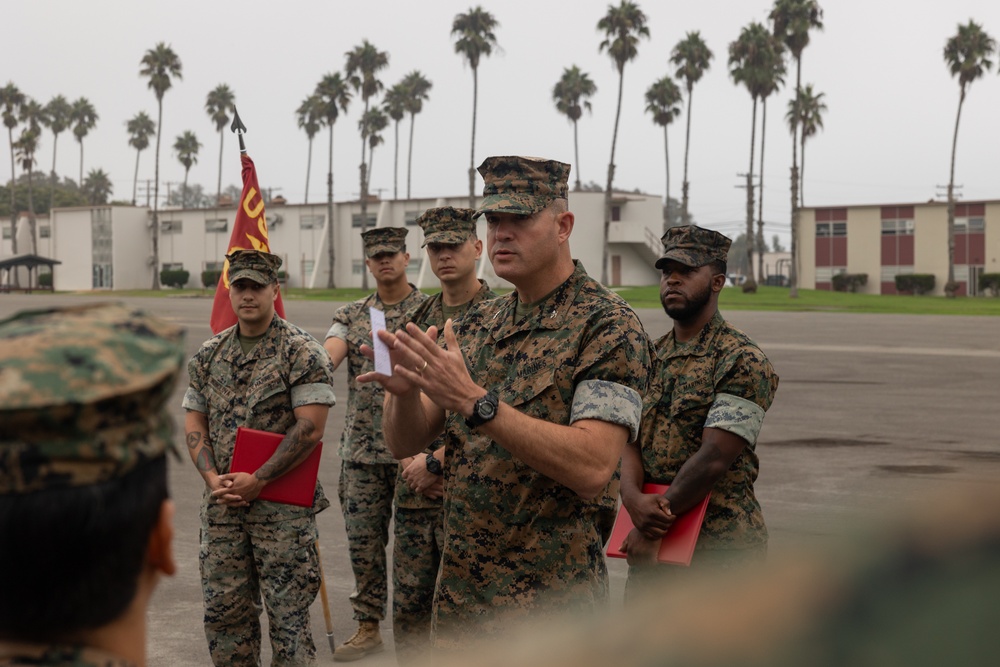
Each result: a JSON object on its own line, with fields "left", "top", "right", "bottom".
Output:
{"left": 570, "top": 379, "right": 643, "bottom": 442}
{"left": 288, "top": 339, "right": 337, "bottom": 407}
{"left": 325, "top": 304, "right": 351, "bottom": 341}
{"left": 182, "top": 353, "right": 209, "bottom": 412}
{"left": 705, "top": 345, "right": 778, "bottom": 446}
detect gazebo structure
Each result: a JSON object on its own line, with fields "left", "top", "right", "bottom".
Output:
{"left": 0, "top": 254, "right": 61, "bottom": 292}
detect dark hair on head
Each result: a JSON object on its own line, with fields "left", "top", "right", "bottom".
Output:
{"left": 708, "top": 259, "right": 727, "bottom": 276}
{"left": 0, "top": 456, "right": 169, "bottom": 642}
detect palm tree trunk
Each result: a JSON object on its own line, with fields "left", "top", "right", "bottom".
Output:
{"left": 360, "top": 100, "right": 370, "bottom": 291}
{"left": 757, "top": 98, "right": 767, "bottom": 283}
{"left": 681, "top": 84, "right": 694, "bottom": 225}
{"left": 663, "top": 125, "right": 669, "bottom": 233}
{"left": 407, "top": 112, "right": 416, "bottom": 199}
{"left": 946, "top": 86, "right": 965, "bottom": 297}
{"left": 133, "top": 149, "right": 140, "bottom": 206}
{"left": 468, "top": 66, "right": 479, "bottom": 210}
{"left": 304, "top": 137, "right": 313, "bottom": 204}
{"left": 7, "top": 127, "right": 17, "bottom": 256}
{"left": 78, "top": 141, "right": 83, "bottom": 187}
{"left": 50, "top": 134, "right": 58, "bottom": 215}
{"left": 603, "top": 67, "right": 625, "bottom": 285}
{"left": 573, "top": 119, "right": 581, "bottom": 191}
{"left": 789, "top": 57, "right": 802, "bottom": 299}
{"left": 183, "top": 169, "right": 190, "bottom": 209}
{"left": 216, "top": 129, "right": 224, "bottom": 206}
{"left": 326, "top": 124, "right": 335, "bottom": 288}
{"left": 27, "top": 165, "right": 37, "bottom": 256}
{"left": 393, "top": 118, "right": 399, "bottom": 200}
{"left": 152, "top": 98, "right": 162, "bottom": 290}
{"left": 745, "top": 97, "right": 757, "bottom": 289}
{"left": 800, "top": 132, "right": 806, "bottom": 208}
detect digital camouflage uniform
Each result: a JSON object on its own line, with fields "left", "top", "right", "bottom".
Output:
{"left": 433, "top": 260, "right": 650, "bottom": 646}
{"left": 0, "top": 304, "right": 185, "bottom": 667}
{"left": 183, "top": 304, "right": 336, "bottom": 667}
{"left": 326, "top": 256, "right": 427, "bottom": 625}
{"left": 393, "top": 278, "right": 495, "bottom": 661}
{"left": 631, "top": 225, "right": 779, "bottom": 583}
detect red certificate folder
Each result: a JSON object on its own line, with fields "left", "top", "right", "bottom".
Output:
{"left": 606, "top": 483, "right": 710, "bottom": 566}
{"left": 230, "top": 427, "right": 323, "bottom": 507}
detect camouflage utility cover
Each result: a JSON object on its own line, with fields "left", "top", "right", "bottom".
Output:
{"left": 361, "top": 226, "right": 409, "bottom": 258}
{"left": 639, "top": 311, "right": 778, "bottom": 552}
{"left": 417, "top": 206, "right": 478, "bottom": 246}
{"left": 0, "top": 303, "right": 184, "bottom": 495}
{"left": 476, "top": 155, "right": 570, "bottom": 216}
{"left": 325, "top": 287, "right": 427, "bottom": 464}
{"left": 432, "top": 262, "right": 650, "bottom": 645}
{"left": 182, "top": 314, "right": 335, "bottom": 523}
{"left": 227, "top": 248, "right": 282, "bottom": 284}
{"left": 656, "top": 225, "right": 732, "bottom": 269}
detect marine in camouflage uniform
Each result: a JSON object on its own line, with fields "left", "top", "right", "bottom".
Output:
{"left": 392, "top": 207, "right": 496, "bottom": 662}
{"left": 366, "top": 157, "right": 651, "bottom": 648}
{"left": 620, "top": 226, "right": 778, "bottom": 594}
{"left": 183, "top": 250, "right": 336, "bottom": 667}
{"left": 323, "top": 227, "right": 427, "bottom": 660}
{"left": 0, "top": 303, "right": 184, "bottom": 667}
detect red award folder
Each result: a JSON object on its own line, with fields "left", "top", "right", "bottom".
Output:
{"left": 230, "top": 427, "right": 323, "bottom": 507}
{"left": 606, "top": 483, "right": 710, "bottom": 566}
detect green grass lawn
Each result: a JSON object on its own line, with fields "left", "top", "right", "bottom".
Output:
{"left": 73, "top": 285, "right": 1000, "bottom": 316}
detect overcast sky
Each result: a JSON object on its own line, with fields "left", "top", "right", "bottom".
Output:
{"left": 4, "top": 0, "right": 1000, "bottom": 244}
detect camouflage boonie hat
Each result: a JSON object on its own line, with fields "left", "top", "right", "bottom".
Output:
{"left": 227, "top": 249, "right": 282, "bottom": 284}
{"left": 476, "top": 156, "right": 570, "bottom": 216}
{"left": 417, "top": 207, "right": 478, "bottom": 247}
{"left": 655, "top": 225, "right": 732, "bottom": 269}
{"left": 0, "top": 303, "right": 185, "bottom": 495}
{"left": 362, "top": 226, "right": 408, "bottom": 258}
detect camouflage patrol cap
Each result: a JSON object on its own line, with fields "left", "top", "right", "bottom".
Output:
{"left": 655, "top": 225, "right": 733, "bottom": 269}
{"left": 362, "top": 226, "right": 408, "bottom": 258}
{"left": 417, "top": 207, "right": 478, "bottom": 247}
{"left": 0, "top": 303, "right": 185, "bottom": 495}
{"left": 476, "top": 156, "right": 571, "bottom": 216}
{"left": 227, "top": 249, "right": 282, "bottom": 285}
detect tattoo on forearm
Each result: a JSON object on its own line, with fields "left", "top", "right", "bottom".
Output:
{"left": 187, "top": 431, "right": 202, "bottom": 450}
{"left": 196, "top": 447, "right": 217, "bottom": 472}
{"left": 256, "top": 418, "right": 317, "bottom": 482}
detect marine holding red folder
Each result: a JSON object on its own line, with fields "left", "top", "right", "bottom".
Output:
{"left": 618, "top": 226, "right": 779, "bottom": 595}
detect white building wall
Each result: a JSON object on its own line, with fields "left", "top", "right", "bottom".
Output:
{"left": 50, "top": 208, "right": 93, "bottom": 291}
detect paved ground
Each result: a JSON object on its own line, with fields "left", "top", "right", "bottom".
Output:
{"left": 2, "top": 293, "right": 998, "bottom": 666}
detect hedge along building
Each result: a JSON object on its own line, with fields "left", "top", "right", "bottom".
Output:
{"left": 0, "top": 190, "right": 665, "bottom": 291}
{"left": 797, "top": 199, "right": 1000, "bottom": 296}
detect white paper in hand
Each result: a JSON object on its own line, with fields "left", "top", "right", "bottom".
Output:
{"left": 370, "top": 307, "right": 392, "bottom": 376}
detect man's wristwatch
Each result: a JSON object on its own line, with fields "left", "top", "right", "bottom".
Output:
{"left": 465, "top": 390, "right": 499, "bottom": 429}
{"left": 425, "top": 452, "right": 443, "bottom": 476}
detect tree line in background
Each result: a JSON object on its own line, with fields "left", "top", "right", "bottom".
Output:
{"left": 1, "top": 1, "right": 996, "bottom": 295}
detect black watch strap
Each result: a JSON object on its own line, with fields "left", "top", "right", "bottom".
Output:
{"left": 425, "top": 452, "right": 443, "bottom": 476}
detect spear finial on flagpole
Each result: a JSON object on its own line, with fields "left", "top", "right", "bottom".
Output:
{"left": 230, "top": 105, "right": 247, "bottom": 153}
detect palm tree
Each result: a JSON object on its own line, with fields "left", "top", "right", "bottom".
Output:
{"left": 44, "top": 95, "right": 72, "bottom": 214}
{"left": 140, "top": 42, "right": 182, "bottom": 289}
{"left": 730, "top": 22, "right": 783, "bottom": 292}
{"left": 356, "top": 105, "right": 388, "bottom": 290}
{"left": 755, "top": 42, "right": 786, "bottom": 282}
{"left": 17, "top": 99, "right": 45, "bottom": 254}
{"left": 82, "top": 168, "right": 113, "bottom": 205}
{"left": 452, "top": 6, "right": 500, "bottom": 209}
{"left": 205, "top": 84, "right": 235, "bottom": 207}
{"left": 552, "top": 65, "right": 597, "bottom": 192}
{"left": 70, "top": 97, "right": 98, "bottom": 186}
{"left": 296, "top": 94, "right": 323, "bottom": 204}
{"left": 670, "top": 32, "right": 713, "bottom": 226}
{"left": 345, "top": 39, "right": 389, "bottom": 289}
{"left": 401, "top": 70, "right": 432, "bottom": 199}
{"left": 315, "top": 72, "right": 352, "bottom": 287}
{"left": 943, "top": 20, "right": 995, "bottom": 297}
{"left": 770, "top": 0, "right": 823, "bottom": 298}
{"left": 1, "top": 82, "right": 25, "bottom": 254}
{"left": 598, "top": 0, "right": 650, "bottom": 285}
{"left": 126, "top": 111, "right": 156, "bottom": 205}
{"left": 383, "top": 81, "right": 407, "bottom": 200}
{"left": 787, "top": 84, "right": 826, "bottom": 208}
{"left": 644, "top": 76, "right": 682, "bottom": 232}
{"left": 173, "top": 131, "right": 200, "bottom": 208}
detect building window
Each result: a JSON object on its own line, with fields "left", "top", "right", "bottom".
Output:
{"left": 39, "top": 226, "right": 51, "bottom": 239}
{"left": 955, "top": 217, "right": 985, "bottom": 233}
{"left": 161, "top": 220, "right": 182, "bottom": 234}
{"left": 205, "top": 219, "right": 228, "bottom": 233}
{"left": 880, "top": 219, "right": 913, "bottom": 236}
{"left": 302, "top": 260, "right": 315, "bottom": 275}
{"left": 2, "top": 225, "right": 10, "bottom": 240}
{"left": 352, "top": 260, "right": 365, "bottom": 274}
{"left": 611, "top": 206, "right": 621, "bottom": 222}
{"left": 404, "top": 210, "right": 421, "bottom": 226}
{"left": 816, "top": 221, "right": 847, "bottom": 237}
{"left": 162, "top": 262, "right": 184, "bottom": 271}
{"left": 351, "top": 213, "right": 378, "bottom": 228}
{"left": 300, "top": 214, "right": 324, "bottom": 230}
{"left": 205, "top": 261, "right": 224, "bottom": 272}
